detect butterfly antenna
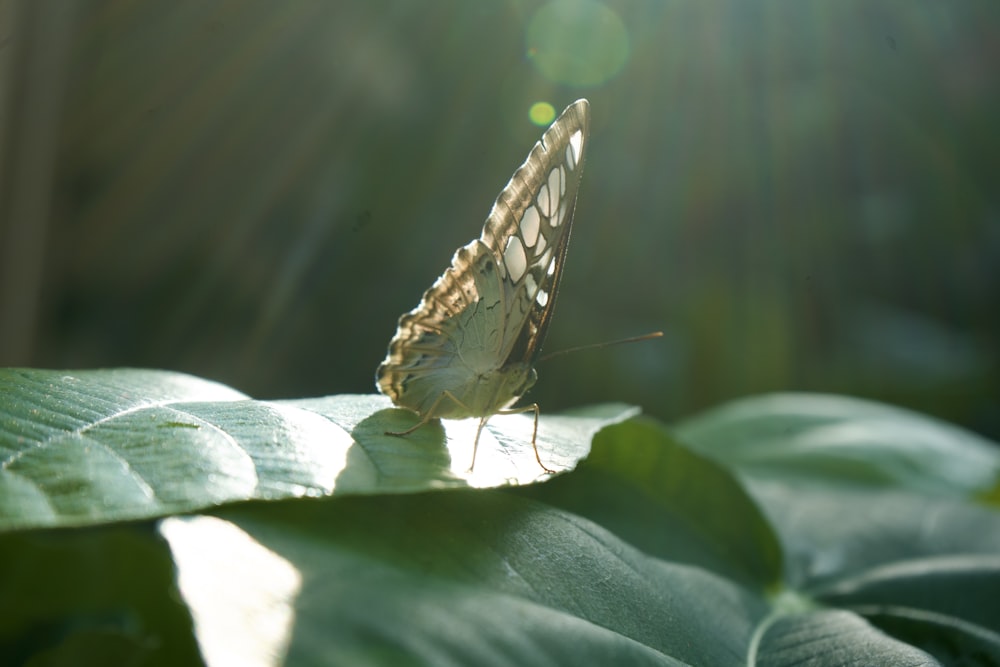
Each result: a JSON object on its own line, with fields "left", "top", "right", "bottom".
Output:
{"left": 538, "top": 331, "right": 663, "bottom": 363}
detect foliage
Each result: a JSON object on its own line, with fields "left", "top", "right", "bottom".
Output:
{"left": 1, "top": 369, "right": 998, "bottom": 665}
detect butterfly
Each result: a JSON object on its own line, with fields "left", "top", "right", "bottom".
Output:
{"left": 376, "top": 99, "right": 589, "bottom": 473}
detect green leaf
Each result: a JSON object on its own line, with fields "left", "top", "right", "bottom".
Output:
{"left": 174, "top": 493, "right": 770, "bottom": 666}
{"left": 754, "top": 609, "right": 944, "bottom": 665}
{"left": 675, "top": 392, "right": 1000, "bottom": 496}
{"left": 513, "top": 417, "right": 783, "bottom": 589}
{"left": 674, "top": 394, "right": 1000, "bottom": 586}
{"left": 0, "top": 369, "right": 636, "bottom": 531}
{"left": 4, "top": 374, "right": 999, "bottom": 664}
{"left": 674, "top": 393, "right": 1000, "bottom": 663}
{"left": 0, "top": 525, "right": 201, "bottom": 666}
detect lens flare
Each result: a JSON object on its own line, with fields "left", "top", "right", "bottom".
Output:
{"left": 529, "top": 101, "right": 557, "bottom": 126}
{"left": 526, "top": 0, "right": 630, "bottom": 87}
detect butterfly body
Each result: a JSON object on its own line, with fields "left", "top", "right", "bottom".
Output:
{"left": 376, "top": 100, "right": 590, "bottom": 471}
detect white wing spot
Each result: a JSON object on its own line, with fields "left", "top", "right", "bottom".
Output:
{"left": 568, "top": 130, "right": 584, "bottom": 170}
{"left": 536, "top": 288, "right": 549, "bottom": 307}
{"left": 547, "top": 168, "right": 562, "bottom": 213}
{"left": 520, "top": 206, "right": 540, "bottom": 247}
{"left": 547, "top": 260, "right": 556, "bottom": 276}
{"left": 504, "top": 236, "right": 527, "bottom": 282}
{"left": 554, "top": 200, "right": 567, "bottom": 228}
{"left": 559, "top": 165, "right": 566, "bottom": 196}
{"left": 537, "top": 183, "right": 551, "bottom": 218}
{"left": 539, "top": 248, "right": 553, "bottom": 274}
{"left": 535, "top": 231, "right": 547, "bottom": 255}
{"left": 525, "top": 272, "right": 538, "bottom": 295}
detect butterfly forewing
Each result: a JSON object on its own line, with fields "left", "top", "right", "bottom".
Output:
{"left": 484, "top": 101, "right": 589, "bottom": 367}
{"left": 376, "top": 100, "right": 589, "bottom": 452}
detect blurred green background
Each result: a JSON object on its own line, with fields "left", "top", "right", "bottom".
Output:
{"left": 1, "top": 0, "right": 997, "bottom": 439}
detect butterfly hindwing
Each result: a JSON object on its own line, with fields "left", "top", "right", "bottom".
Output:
{"left": 376, "top": 100, "right": 590, "bottom": 456}
{"left": 376, "top": 240, "right": 513, "bottom": 418}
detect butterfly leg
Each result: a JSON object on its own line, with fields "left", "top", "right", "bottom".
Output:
{"left": 496, "top": 402, "right": 553, "bottom": 474}
{"left": 384, "top": 390, "right": 471, "bottom": 437}
{"left": 469, "top": 416, "right": 488, "bottom": 473}
{"left": 383, "top": 391, "right": 488, "bottom": 472}
{"left": 386, "top": 393, "right": 552, "bottom": 473}
{"left": 384, "top": 412, "right": 436, "bottom": 437}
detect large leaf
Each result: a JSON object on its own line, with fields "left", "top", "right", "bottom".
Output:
{"left": 161, "top": 484, "right": 964, "bottom": 666}
{"left": 513, "top": 417, "right": 784, "bottom": 589}
{"left": 677, "top": 393, "right": 1000, "bottom": 662}
{"left": 2, "top": 374, "right": 998, "bottom": 665}
{"left": 166, "top": 494, "right": 769, "bottom": 666}
{"left": 0, "top": 475, "right": 956, "bottom": 667}
{"left": 675, "top": 393, "right": 1000, "bottom": 584}
{"left": 0, "top": 525, "right": 201, "bottom": 666}
{"left": 675, "top": 392, "right": 1000, "bottom": 496}
{"left": 0, "top": 369, "right": 636, "bottom": 531}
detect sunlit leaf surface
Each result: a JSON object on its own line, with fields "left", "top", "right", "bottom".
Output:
{"left": 0, "top": 369, "right": 636, "bottom": 530}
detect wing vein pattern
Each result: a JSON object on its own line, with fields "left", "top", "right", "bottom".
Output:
{"left": 377, "top": 100, "right": 590, "bottom": 423}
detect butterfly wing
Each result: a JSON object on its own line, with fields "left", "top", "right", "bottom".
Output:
{"left": 483, "top": 100, "right": 589, "bottom": 366}
{"left": 376, "top": 238, "right": 515, "bottom": 418}
{"left": 376, "top": 100, "right": 590, "bottom": 419}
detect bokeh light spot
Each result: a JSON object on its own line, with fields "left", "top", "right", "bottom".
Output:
{"left": 526, "top": 0, "right": 630, "bottom": 87}
{"left": 529, "top": 101, "right": 557, "bottom": 127}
